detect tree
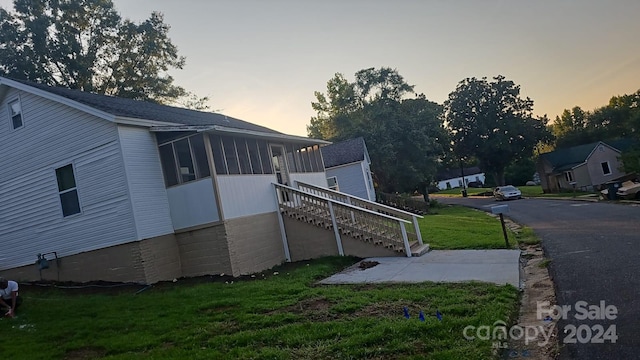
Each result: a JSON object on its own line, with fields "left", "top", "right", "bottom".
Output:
{"left": 308, "top": 68, "right": 447, "bottom": 193}
{"left": 444, "top": 76, "right": 551, "bottom": 185}
{"left": 0, "top": 0, "right": 207, "bottom": 107}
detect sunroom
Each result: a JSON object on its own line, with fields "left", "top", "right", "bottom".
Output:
{"left": 152, "top": 125, "right": 330, "bottom": 231}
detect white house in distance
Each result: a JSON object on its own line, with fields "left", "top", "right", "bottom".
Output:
{"left": 0, "top": 77, "right": 332, "bottom": 283}
{"left": 320, "top": 137, "right": 376, "bottom": 201}
{"left": 435, "top": 166, "right": 485, "bottom": 190}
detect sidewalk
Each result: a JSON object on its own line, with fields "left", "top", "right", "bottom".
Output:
{"left": 319, "top": 250, "right": 522, "bottom": 288}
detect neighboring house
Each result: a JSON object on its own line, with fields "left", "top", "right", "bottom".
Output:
{"left": 536, "top": 141, "right": 628, "bottom": 192}
{"left": 320, "top": 137, "right": 376, "bottom": 201}
{"left": 435, "top": 167, "right": 485, "bottom": 190}
{"left": 0, "top": 77, "right": 333, "bottom": 284}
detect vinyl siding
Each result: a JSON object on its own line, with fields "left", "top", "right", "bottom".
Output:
{"left": 289, "top": 172, "right": 328, "bottom": 188}
{"left": 325, "top": 162, "right": 370, "bottom": 200}
{"left": 0, "top": 87, "right": 137, "bottom": 270}
{"left": 217, "top": 174, "right": 278, "bottom": 220}
{"left": 117, "top": 125, "right": 174, "bottom": 239}
{"left": 167, "top": 178, "right": 219, "bottom": 229}
{"left": 587, "top": 145, "right": 626, "bottom": 186}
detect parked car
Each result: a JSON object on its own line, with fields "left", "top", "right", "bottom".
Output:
{"left": 616, "top": 181, "right": 640, "bottom": 200}
{"left": 467, "top": 181, "right": 484, "bottom": 188}
{"left": 494, "top": 185, "right": 522, "bottom": 201}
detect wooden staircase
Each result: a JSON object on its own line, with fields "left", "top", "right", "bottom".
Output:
{"left": 274, "top": 182, "right": 429, "bottom": 257}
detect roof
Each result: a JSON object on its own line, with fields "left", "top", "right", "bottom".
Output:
{"left": 4, "top": 78, "right": 280, "bottom": 134}
{"left": 436, "top": 167, "right": 483, "bottom": 181}
{"left": 320, "top": 137, "right": 368, "bottom": 168}
{"left": 540, "top": 141, "right": 621, "bottom": 173}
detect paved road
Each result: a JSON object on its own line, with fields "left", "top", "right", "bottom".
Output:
{"left": 435, "top": 195, "right": 640, "bottom": 360}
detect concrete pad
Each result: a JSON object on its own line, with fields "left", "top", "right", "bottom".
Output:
{"left": 319, "top": 250, "right": 521, "bottom": 287}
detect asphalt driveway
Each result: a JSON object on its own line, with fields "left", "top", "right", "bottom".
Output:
{"left": 436, "top": 195, "right": 640, "bottom": 359}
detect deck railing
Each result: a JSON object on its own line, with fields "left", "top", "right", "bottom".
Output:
{"left": 295, "top": 181, "right": 423, "bottom": 245}
{"left": 273, "top": 183, "right": 413, "bottom": 257}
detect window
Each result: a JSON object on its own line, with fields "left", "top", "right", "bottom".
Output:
{"left": 8, "top": 99, "right": 23, "bottom": 129}
{"left": 236, "top": 139, "right": 252, "bottom": 174}
{"left": 159, "top": 144, "right": 179, "bottom": 186}
{"left": 55, "top": 164, "right": 81, "bottom": 217}
{"left": 258, "top": 140, "right": 273, "bottom": 174}
{"left": 189, "top": 135, "right": 210, "bottom": 178}
{"left": 222, "top": 136, "right": 240, "bottom": 174}
{"left": 210, "top": 134, "right": 227, "bottom": 175}
{"left": 174, "top": 138, "right": 196, "bottom": 183}
{"left": 247, "top": 139, "right": 263, "bottom": 174}
{"left": 158, "top": 134, "right": 211, "bottom": 187}
{"left": 285, "top": 144, "right": 298, "bottom": 173}
{"left": 327, "top": 176, "right": 339, "bottom": 191}
{"left": 601, "top": 162, "right": 611, "bottom": 175}
{"left": 565, "top": 171, "right": 574, "bottom": 182}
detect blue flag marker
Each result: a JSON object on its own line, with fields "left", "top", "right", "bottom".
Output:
{"left": 419, "top": 310, "right": 425, "bottom": 322}
{"left": 403, "top": 307, "right": 410, "bottom": 319}
{"left": 436, "top": 309, "right": 443, "bottom": 322}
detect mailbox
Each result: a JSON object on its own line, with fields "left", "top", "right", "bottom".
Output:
{"left": 491, "top": 205, "right": 509, "bottom": 215}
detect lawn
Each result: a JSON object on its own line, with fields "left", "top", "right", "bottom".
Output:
{"left": 434, "top": 185, "right": 595, "bottom": 198}
{"left": 420, "top": 205, "right": 529, "bottom": 249}
{"left": 1, "top": 207, "right": 524, "bottom": 359}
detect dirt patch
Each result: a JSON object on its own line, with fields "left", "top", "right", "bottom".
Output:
{"left": 358, "top": 260, "right": 380, "bottom": 270}
{"left": 64, "top": 347, "right": 107, "bottom": 360}
{"left": 502, "top": 244, "right": 558, "bottom": 359}
{"left": 282, "top": 297, "right": 338, "bottom": 321}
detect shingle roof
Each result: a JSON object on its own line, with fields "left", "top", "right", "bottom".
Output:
{"left": 540, "top": 142, "right": 601, "bottom": 170}
{"left": 11, "top": 79, "right": 281, "bottom": 134}
{"left": 321, "top": 137, "right": 367, "bottom": 168}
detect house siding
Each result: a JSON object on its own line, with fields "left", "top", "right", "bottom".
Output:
{"left": 325, "top": 162, "right": 370, "bottom": 200}
{"left": 216, "top": 174, "right": 278, "bottom": 220}
{"left": 0, "top": 88, "right": 137, "bottom": 271}
{"left": 587, "top": 145, "right": 625, "bottom": 187}
{"left": 117, "top": 125, "right": 174, "bottom": 239}
{"left": 289, "top": 172, "right": 328, "bottom": 188}
{"left": 167, "top": 178, "right": 220, "bottom": 230}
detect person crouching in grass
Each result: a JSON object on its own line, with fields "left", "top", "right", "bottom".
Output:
{"left": 0, "top": 277, "right": 21, "bottom": 318}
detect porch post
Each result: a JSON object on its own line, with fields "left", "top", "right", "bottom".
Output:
{"left": 400, "top": 221, "right": 412, "bottom": 257}
{"left": 412, "top": 216, "right": 423, "bottom": 245}
{"left": 272, "top": 183, "right": 291, "bottom": 262}
{"left": 327, "top": 201, "right": 345, "bottom": 256}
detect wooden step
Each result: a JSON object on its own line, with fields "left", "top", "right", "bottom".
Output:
{"left": 410, "top": 242, "right": 430, "bottom": 257}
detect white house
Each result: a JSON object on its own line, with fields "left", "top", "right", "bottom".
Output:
{"left": 0, "top": 77, "right": 332, "bottom": 283}
{"left": 320, "top": 137, "right": 376, "bottom": 201}
{"left": 435, "top": 167, "right": 485, "bottom": 190}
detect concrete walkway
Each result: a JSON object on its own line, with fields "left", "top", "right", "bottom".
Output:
{"left": 319, "top": 250, "right": 522, "bottom": 287}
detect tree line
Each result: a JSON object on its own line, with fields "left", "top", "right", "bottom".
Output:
{"left": 309, "top": 68, "right": 640, "bottom": 194}
{"left": 2, "top": 1, "right": 637, "bottom": 194}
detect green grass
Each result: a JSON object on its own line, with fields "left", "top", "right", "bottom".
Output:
{"left": 420, "top": 205, "right": 520, "bottom": 249}
{"left": 434, "top": 185, "right": 595, "bottom": 198}
{"left": 1, "top": 257, "right": 519, "bottom": 360}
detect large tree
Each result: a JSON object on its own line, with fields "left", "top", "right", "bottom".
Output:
{"left": 0, "top": 0, "right": 207, "bottom": 107}
{"left": 444, "top": 76, "right": 551, "bottom": 185}
{"left": 308, "top": 67, "right": 447, "bottom": 193}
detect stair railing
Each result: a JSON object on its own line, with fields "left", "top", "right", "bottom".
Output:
{"left": 295, "top": 181, "right": 423, "bottom": 246}
{"left": 273, "top": 183, "right": 413, "bottom": 257}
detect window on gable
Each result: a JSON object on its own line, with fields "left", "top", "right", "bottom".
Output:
{"left": 601, "top": 162, "right": 611, "bottom": 175}
{"left": 327, "top": 176, "right": 339, "bottom": 191}
{"left": 56, "top": 164, "right": 81, "bottom": 217}
{"left": 8, "top": 99, "right": 23, "bottom": 129}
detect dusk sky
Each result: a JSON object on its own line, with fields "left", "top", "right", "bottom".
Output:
{"left": 3, "top": 0, "right": 640, "bottom": 136}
